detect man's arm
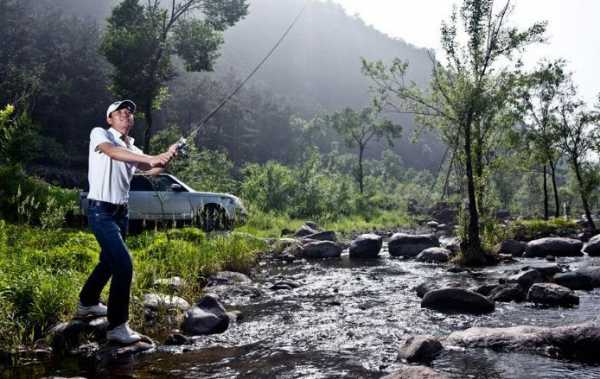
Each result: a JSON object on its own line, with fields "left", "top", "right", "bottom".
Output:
{"left": 138, "top": 167, "right": 165, "bottom": 176}
{"left": 96, "top": 143, "right": 169, "bottom": 168}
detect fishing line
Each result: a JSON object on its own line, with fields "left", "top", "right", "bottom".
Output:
{"left": 176, "top": 0, "right": 310, "bottom": 151}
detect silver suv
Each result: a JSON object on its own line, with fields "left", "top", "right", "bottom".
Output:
{"left": 80, "top": 173, "right": 247, "bottom": 231}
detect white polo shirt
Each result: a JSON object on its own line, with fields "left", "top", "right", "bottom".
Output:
{"left": 87, "top": 127, "right": 143, "bottom": 205}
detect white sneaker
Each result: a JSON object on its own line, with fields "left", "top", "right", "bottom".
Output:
{"left": 75, "top": 302, "right": 107, "bottom": 318}
{"left": 106, "top": 323, "right": 142, "bottom": 344}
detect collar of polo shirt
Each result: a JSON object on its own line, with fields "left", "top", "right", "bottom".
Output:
{"left": 108, "top": 127, "right": 135, "bottom": 145}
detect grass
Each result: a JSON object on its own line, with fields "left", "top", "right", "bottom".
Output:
{"left": 0, "top": 221, "right": 267, "bottom": 352}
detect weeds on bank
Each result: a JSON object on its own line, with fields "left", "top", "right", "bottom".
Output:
{"left": 0, "top": 222, "right": 266, "bottom": 351}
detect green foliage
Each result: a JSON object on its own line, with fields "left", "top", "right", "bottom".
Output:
{"left": 0, "top": 164, "right": 77, "bottom": 226}
{"left": 0, "top": 222, "right": 265, "bottom": 350}
{"left": 101, "top": 0, "right": 248, "bottom": 150}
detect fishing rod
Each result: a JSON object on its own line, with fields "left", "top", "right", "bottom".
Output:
{"left": 175, "top": 1, "right": 310, "bottom": 153}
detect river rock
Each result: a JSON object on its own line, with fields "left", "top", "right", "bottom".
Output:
{"left": 507, "top": 269, "right": 544, "bottom": 290}
{"left": 495, "top": 239, "right": 527, "bottom": 257}
{"left": 472, "top": 284, "right": 499, "bottom": 296}
{"left": 181, "top": 295, "right": 230, "bottom": 335}
{"left": 416, "top": 247, "right": 451, "bottom": 263}
{"left": 583, "top": 234, "right": 600, "bottom": 256}
{"left": 421, "top": 288, "right": 495, "bottom": 314}
{"left": 144, "top": 294, "right": 190, "bottom": 312}
{"left": 440, "top": 237, "right": 460, "bottom": 254}
{"left": 349, "top": 233, "right": 383, "bottom": 259}
{"left": 523, "top": 237, "right": 583, "bottom": 258}
{"left": 164, "top": 333, "right": 193, "bottom": 346}
{"left": 300, "top": 240, "right": 342, "bottom": 259}
{"left": 303, "top": 230, "right": 337, "bottom": 242}
{"left": 94, "top": 336, "right": 155, "bottom": 363}
{"left": 397, "top": 335, "right": 443, "bottom": 363}
{"left": 294, "top": 224, "right": 318, "bottom": 237}
{"left": 527, "top": 283, "right": 579, "bottom": 307}
{"left": 553, "top": 272, "right": 594, "bottom": 291}
{"left": 383, "top": 365, "right": 448, "bottom": 379}
{"left": 489, "top": 284, "right": 526, "bottom": 303}
{"left": 50, "top": 317, "right": 109, "bottom": 353}
{"left": 575, "top": 266, "right": 600, "bottom": 287}
{"left": 153, "top": 277, "right": 185, "bottom": 292}
{"left": 272, "top": 238, "right": 301, "bottom": 254}
{"left": 207, "top": 271, "right": 252, "bottom": 286}
{"left": 427, "top": 221, "right": 439, "bottom": 228}
{"left": 388, "top": 233, "right": 439, "bottom": 258}
{"left": 446, "top": 323, "right": 600, "bottom": 361}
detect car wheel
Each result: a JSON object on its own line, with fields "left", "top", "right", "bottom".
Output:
{"left": 199, "top": 206, "right": 220, "bottom": 232}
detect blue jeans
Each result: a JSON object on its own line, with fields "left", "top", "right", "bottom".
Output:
{"left": 79, "top": 203, "right": 132, "bottom": 327}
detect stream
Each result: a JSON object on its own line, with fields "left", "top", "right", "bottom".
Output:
{"left": 7, "top": 242, "right": 600, "bottom": 378}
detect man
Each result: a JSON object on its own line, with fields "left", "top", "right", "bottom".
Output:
{"left": 76, "top": 99, "right": 178, "bottom": 344}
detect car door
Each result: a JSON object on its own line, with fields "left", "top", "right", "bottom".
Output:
{"left": 128, "top": 175, "right": 158, "bottom": 220}
{"left": 147, "top": 175, "right": 193, "bottom": 219}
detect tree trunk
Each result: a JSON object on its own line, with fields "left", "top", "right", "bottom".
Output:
{"left": 549, "top": 159, "right": 560, "bottom": 218}
{"left": 143, "top": 99, "right": 153, "bottom": 153}
{"left": 573, "top": 158, "right": 596, "bottom": 232}
{"left": 358, "top": 144, "right": 365, "bottom": 194}
{"left": 463, "top": 119, "right": 484, "bottom": 265}
{"left": 542, "top": 164, "right": 549, "bottom": 220}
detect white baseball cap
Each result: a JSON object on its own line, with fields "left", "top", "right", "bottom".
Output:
{"left": 106, "top": 99, "right": 136, "bottom": 118}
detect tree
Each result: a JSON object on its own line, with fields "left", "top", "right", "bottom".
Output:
{"left": 518, "top": 60, "right": 567, "bottom": 219}
{"left": 362, "top": 0, "right": 546, "bottom": 265}
{"left": 326, "top": 108, "right": 400, "bottom": 193}
{"left": 101, "top": 0, "right": 249, "bottom": 152}
{"left": 555, "top": 84, "right": 598, "bottom": 232}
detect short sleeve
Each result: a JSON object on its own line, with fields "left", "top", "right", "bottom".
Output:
{"left": 90, "top": 127, "right": 113, "bottom": 153}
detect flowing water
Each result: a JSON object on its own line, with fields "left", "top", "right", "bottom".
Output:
{"left": 7, "top": 243, "right": 600, "bottom": 378}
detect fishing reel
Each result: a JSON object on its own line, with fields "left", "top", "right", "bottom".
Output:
{"left": 175, "top": 136, "right": 188, "bottom": 158}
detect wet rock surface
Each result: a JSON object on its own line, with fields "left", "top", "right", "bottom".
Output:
{"left": 446, "top": 323, "right": 600, "bottom": 361}
{"left": 388, "top": 233, "right": 439, "bottom": 258}
{"left": 397, "top": 335, "right": 443, "bottom": 363}
{"left": 421, "top": 288, "right": 495, "bottom": 314}
{"left": 527, "top": 283, "right": 579, "bottom": 307}
{"left": 523, "top": 237, "right": 583, "bottom": 258}
{"left": 181, "top": 295, "right": 231, "bottom": 336}
{"left": 349, "top": 233, "right": 383, "bottom": 259}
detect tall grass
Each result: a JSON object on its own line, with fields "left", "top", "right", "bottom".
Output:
{"left": 0, "top": 222, "right": 267, "bottom": 351}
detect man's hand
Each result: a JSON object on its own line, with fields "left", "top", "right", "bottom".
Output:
{"left": 147, "top": 144, "right": 179, "bottom": 168}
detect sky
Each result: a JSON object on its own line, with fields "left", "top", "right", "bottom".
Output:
{"left": 330, "top": 0, "right": 600, "bottom": 105}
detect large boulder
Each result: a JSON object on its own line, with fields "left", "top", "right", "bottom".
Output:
{"left": 421, "top": 288, "right": 495, "bottom": 314}
{"left": 576, "top": 266, "right": 600, "bottom": 287}
{"left": 397, "top": 335, "right": 443, "bottom": 363}
{"left": 553, "top": 272, "right": 594, "bottom": 291}
{"left": 181, "top": 295, "right": 230, "bottom": 335}
{"left": 583, "top": 234, "right": 600, "bottom": 256}
{"left": 49, "top": 317, "right": 109, "bottom": 353}
{"left": 523, "top": 237, "right": 583, "bottom": 258}
{"left": 527, "top": 283, "right": 579, "bottom": 307}
{"left": 416, "top": 247, "right": 451, "bottom": 263}
{"left": 388, "top": 233, "right": 439, "bottom": 258}
{"left": 495, "top": 239, "right": 527, "bottom": 257}
{"left": 300, "top": 240, "right": 342, "bottom": 259}
{"left": 349, "top": 233, "right": 383, "bottom": 259}
{"left": 446, "top": 323, "right": 600, "bottom": 361}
